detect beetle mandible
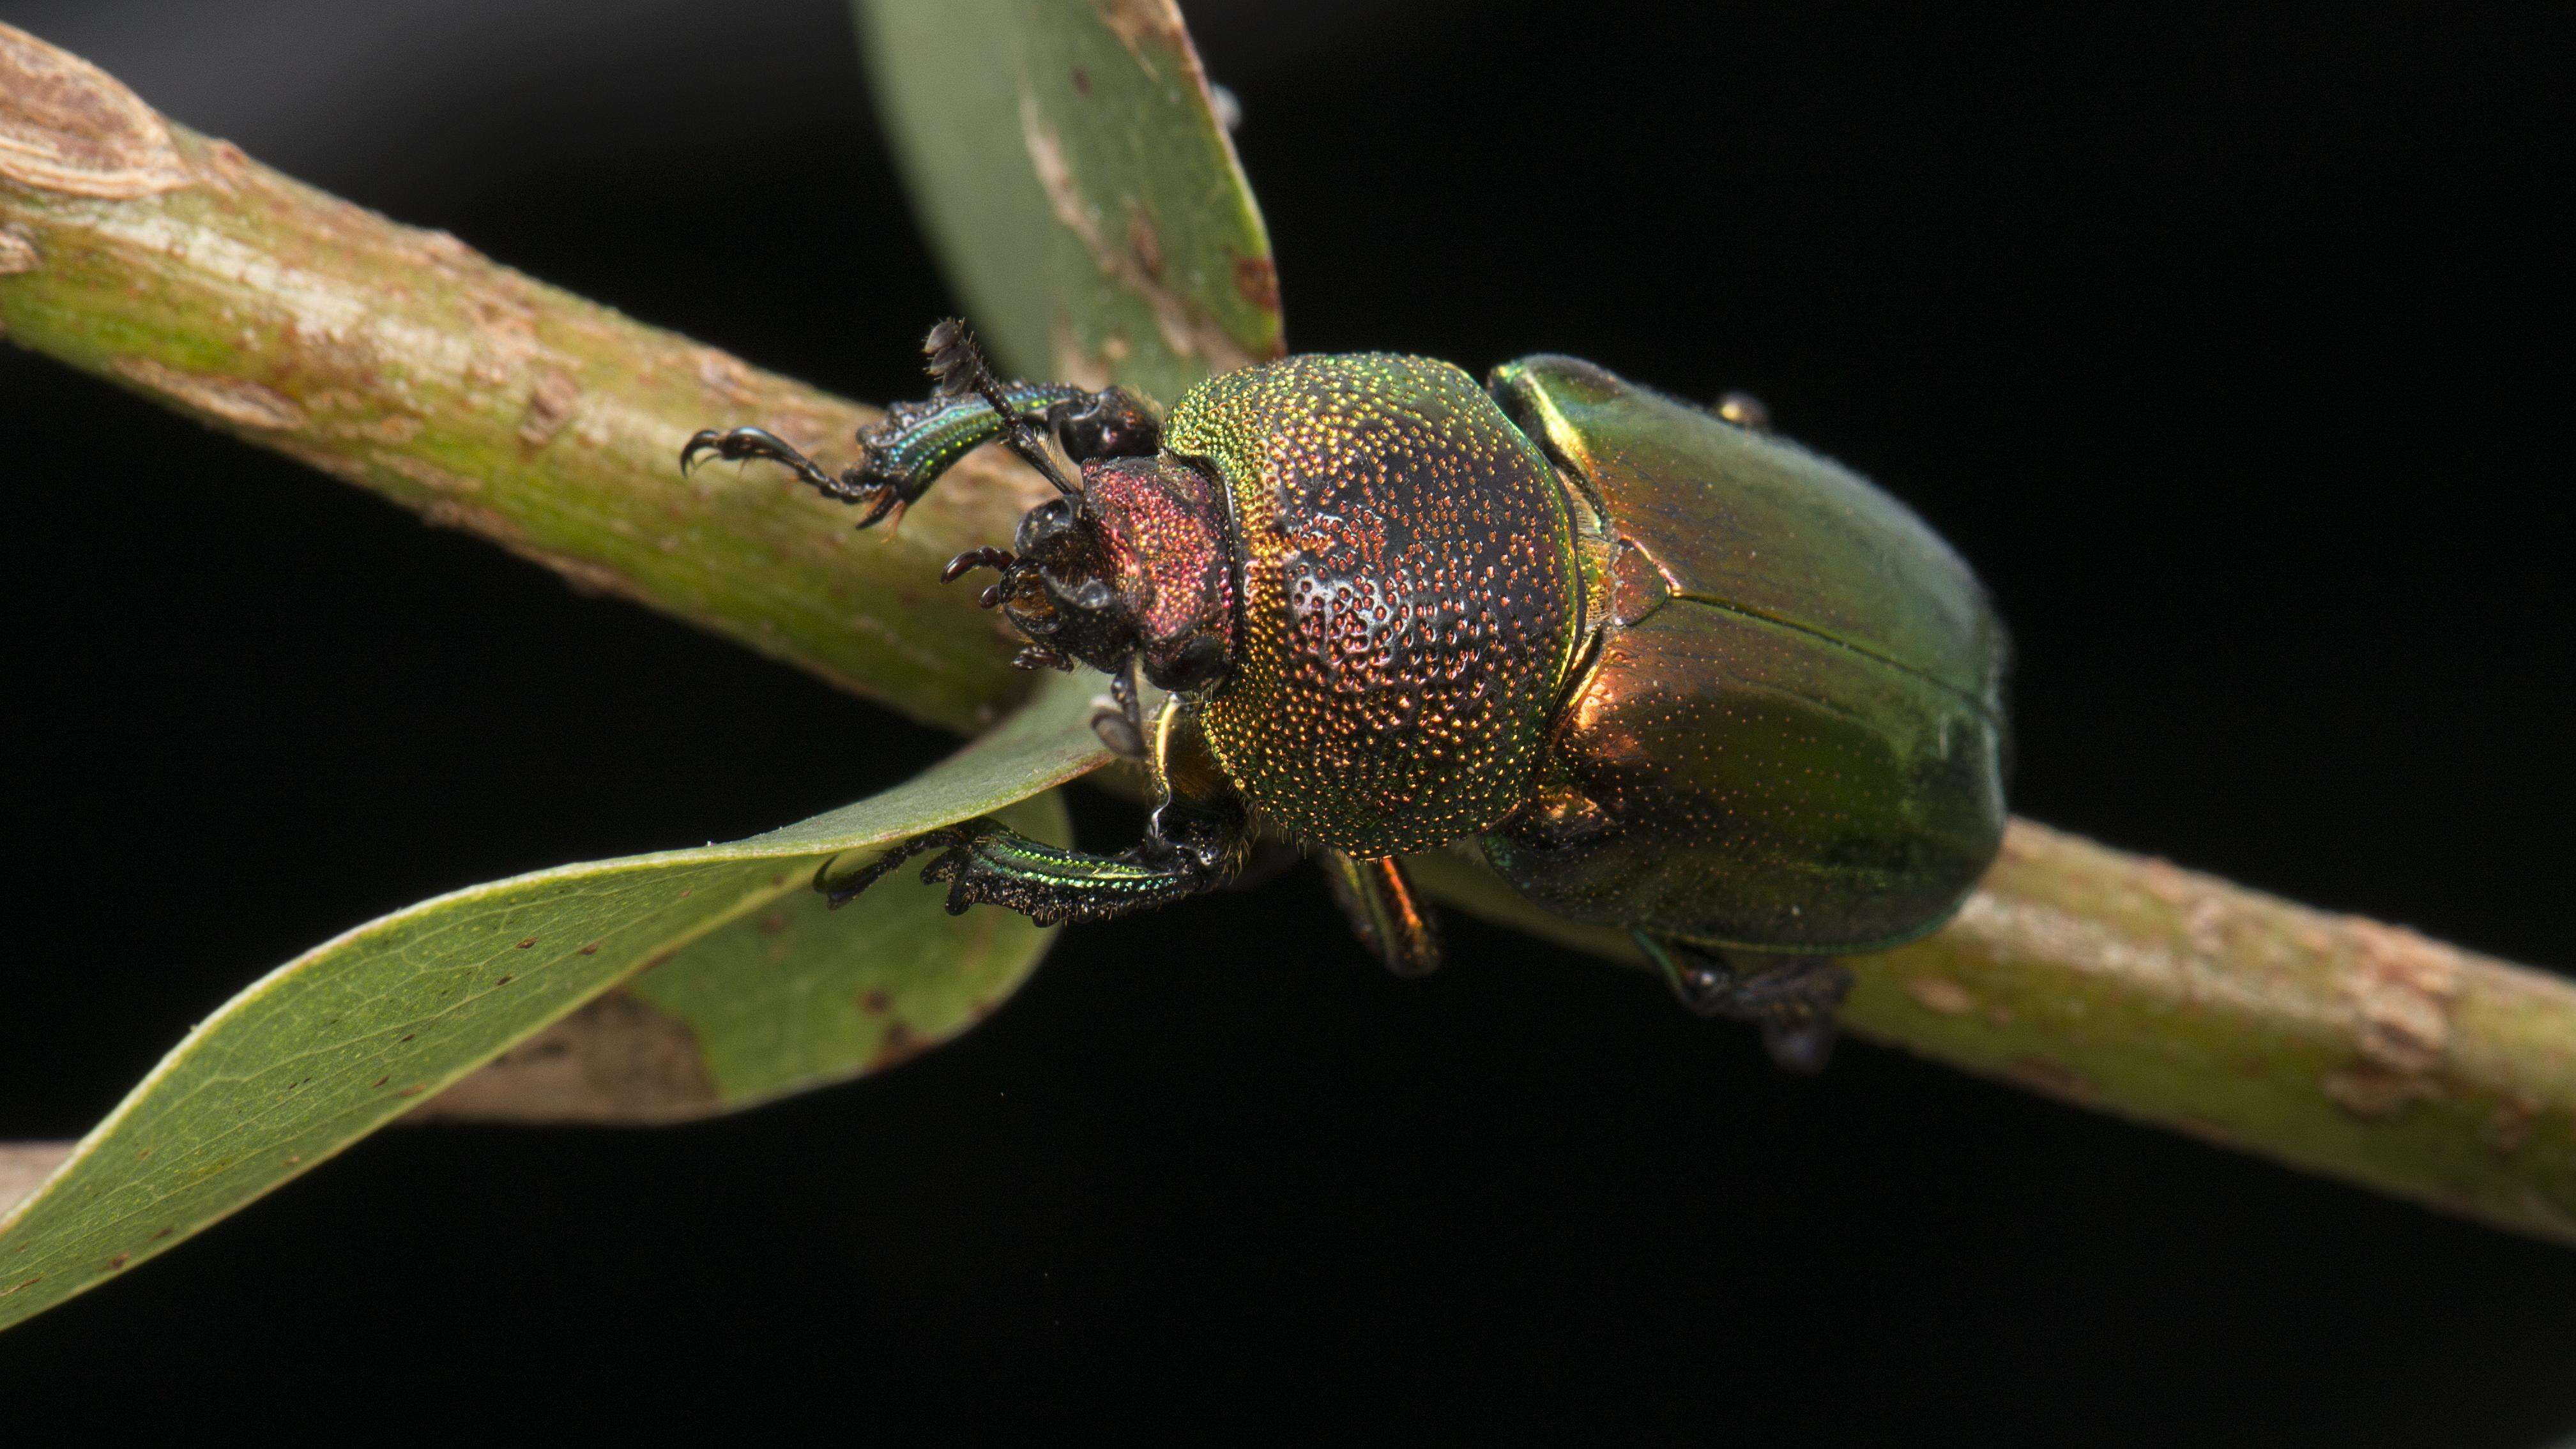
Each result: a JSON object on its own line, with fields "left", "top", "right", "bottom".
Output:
{"left": 683, "top": 321, "right": 2011, "bottom": 1068}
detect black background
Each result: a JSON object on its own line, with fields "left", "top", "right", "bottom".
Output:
{"left": 3, "top": 0, "right": 2572, "bottom": 1438}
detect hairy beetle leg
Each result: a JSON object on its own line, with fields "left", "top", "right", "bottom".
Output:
{"left": 679, "top": 425, "right": 912, "bottom": 527}
{"left": 1321, "top": 851, "right": 1444, "bottom": 978}
{"left": 1089, "top": 697, "right": 1148, "bottom": 757}
{"left": 1088, "top": 664, "right": 1149, "bottom": 757}
{"left": 811, "top": 827, "right": 972, "bottom": 909}
{"left": 1635, "top": 935, "right": 1852, "bottom": 1073}
{"left": 815, "top": 814, "right": 1246, "bottom": 927}
{"left": 818, "top": 701, "right": 1254, "bottom": 928}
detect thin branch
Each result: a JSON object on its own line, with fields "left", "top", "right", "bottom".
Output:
{"left": 0, "top": 23, "right": 1052, "bottom": 736}
{"left": 5, "top": 22, "right": 2572, "bottom": 1245}
{"left": 1412, "top": 827, "right": 2576, "bottom": 1243}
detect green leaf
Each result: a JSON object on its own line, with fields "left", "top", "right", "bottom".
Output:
{"left": 856, "top": 0, "right": 1284, "bottom": 405}
{"left": 412, "top": 794, "right": 1060, "bottom": 1126}
{"left": 0, "top": 675, "right": 1109, "bottom": 1332}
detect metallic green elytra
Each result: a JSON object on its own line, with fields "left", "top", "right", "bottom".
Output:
{"left": 683, "top": 322, "right": 2010, "bottom": 1064}
{"left": 1481, "top": 356, "right": 2009, "bottom": 956}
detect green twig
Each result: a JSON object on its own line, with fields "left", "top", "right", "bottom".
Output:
{"left": 5, "top": 22, "right": 2572, "bottom": 1244}
{"left": 0, "top": 23, "right": 1051, "bottom": 736}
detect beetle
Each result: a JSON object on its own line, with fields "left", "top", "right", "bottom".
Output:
{"left": 683, "top": 321, "right": 2009, "bottom": 1067}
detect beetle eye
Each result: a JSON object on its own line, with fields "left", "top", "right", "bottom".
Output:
{"left": 1056, "top": 577, "right": 1118, "bottom": 613}
{"left": 1053, "top": 388, "right": 1161, "bottom": 462}
{"left": 1016, "top": 498, "right": 1079, "bottom": 552}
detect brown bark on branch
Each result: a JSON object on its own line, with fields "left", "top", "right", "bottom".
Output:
{"left": 6, "top": 22, "right": 2573, "bottom": 1245}
{"left": 1, "top": 23, "right": 1051, "bottom": 735}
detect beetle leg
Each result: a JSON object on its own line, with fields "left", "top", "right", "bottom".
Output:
{"left": 1088, "top": 660, "right": 1149, "bottom": 758}
{"left": 816, "top": 697, "right": 1249, "bottom": 926}
{"left": 920, "top": 318, "right": 1083, "bottom": 496}
{"left": 680, "top": 421, "right": 929, "bottom": 529}
{"left": 684, "top": 319, "right": 1160, "bottom": 531}
{"left": 680, "top": 425, "right": 876, "bottom": 499}
{"left": 1634, "top": 936, "right": 1852, "bottom": 1073}
{"left": 876, "top": 318, "right": 1161, "bottom": 503}
{"left": 1088, "top": 697, "right": 1148, "bottom": 758}
{"left": 1320, "top": 851, "right": 1444, "bottom": 978}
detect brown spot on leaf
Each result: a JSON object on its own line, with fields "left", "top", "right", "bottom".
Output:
{"left": 579, "top": 943, "right": 601, "bottom": 956}
{"left": 112, "top": 358, "right": 306, "bottom": 430}
{"left": 105, "top": 1254, "right": 128, "bottom": 1270}
{"left": 756, "top": 912, "right": 789, "bottom": 936}
{"left": 1018, "top": 91, "right": 1267, "bottom": 372}
{"left": 1088, "top": 0, "right": 1191, "bottom": 72}
{"left": 860, "top": 989, "right": 893, "bottom": 1015}
{"left": 496, "top": 975, "right": 514, "bottom": 985}
{"left": 867, "top": 1020, "right": 929, "bottom": 1072}
{"left": 1071, "top": 66, "right": 1092, "bottom": 96}
{"left": 515, "top": 937, "right": 537, "bottom": 949}
{"left": 396, "top": 1084, "right": 427, "bottom": 1098}
{"left": 1127, "top": 206, "right": 1164, "bottom": 281}
{"left": 0, "top": 25, "right": 191, "bottom": 197}
{"left": 409, "top": 990, "right": 717, "bottom": 1126}
{"left": 1233, "top": 254, "right": 1281, "bottom": 315}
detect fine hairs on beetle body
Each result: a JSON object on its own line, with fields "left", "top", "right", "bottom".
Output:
{"left": 684, "top": 320, "right": 2011, "bottom": 1070}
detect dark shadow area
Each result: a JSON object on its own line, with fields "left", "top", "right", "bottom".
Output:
{"left": 1, "top": 0, "right": 2570, "bottom": 1439}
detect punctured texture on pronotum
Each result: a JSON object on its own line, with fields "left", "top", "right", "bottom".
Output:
{"left": 1168, "top": 355, "right": 1586, "bottom": 855}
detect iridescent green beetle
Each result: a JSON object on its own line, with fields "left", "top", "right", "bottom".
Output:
{"left": 685, "top": 322, "right": 2009, "bottom": 1066}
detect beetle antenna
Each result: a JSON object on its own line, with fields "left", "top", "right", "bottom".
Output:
{"left": 922, "top": 318, "right": 1083, "bottom": 498}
